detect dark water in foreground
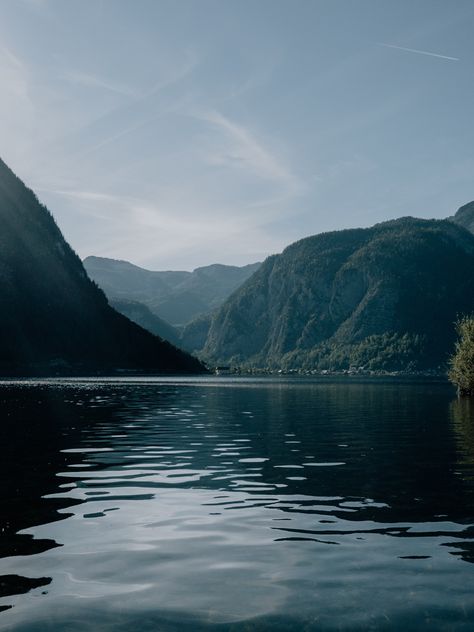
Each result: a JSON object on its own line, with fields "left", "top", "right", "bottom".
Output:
{"left": 0, "top": 377, "right": 474, "bottom": 631}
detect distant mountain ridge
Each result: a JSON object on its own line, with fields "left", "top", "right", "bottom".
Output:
{"left": 0, "top": 158, "right": 204, "bottom": 375}
{"left": 201, "top": 215, "right": 474, "bottom": 371}
{"left": 84, "top": 256, "right": 261, "bottom": 326}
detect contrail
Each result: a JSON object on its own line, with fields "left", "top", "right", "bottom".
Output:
{"left": 378, "top": 43, "right": 459, "bottom": 62}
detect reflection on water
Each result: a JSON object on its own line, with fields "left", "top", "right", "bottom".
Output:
{"left": 451, "top": 397, "right": 474, "bottom": 475}
{"left": 0, "top": 377, "right": 473, "bottom": 630}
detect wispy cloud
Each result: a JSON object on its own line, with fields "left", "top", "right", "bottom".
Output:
{"left": 102, "top": 199, "right": 286, "bottom": 267}
{"left": 146, "top": 50, "right": 199, "bottom": 96}
{"left": 40, "top": 184, "right": 287, "bottom": 267}
{"left": 80, "top": 113, "right": 163, "bottom": 156}
{"left": 63, "top": 70, "right": 139, "bottom": 97}
{"left": 65, "top": 52, "right": 198, "bottom": 157}
{"left": 195, "top": 109, "right": 303, "bottom": 191}
{"left": 378, "top": 43, "right": 459, "bottom": 62}
{"left": 0, "top": 43, "right": 37, "bottom": 169}
{"left": 43, "top": 188, "right": 125, "bottom": 204}
{"left": 36, "top": 188, "right": 132, "bottom": 222}
{"left": 1, "top": 45, "right": 24, "bottom": 69}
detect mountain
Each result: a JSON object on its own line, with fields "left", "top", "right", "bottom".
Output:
{"left": 180, "top": 312, "right": 214, "bottom": 353}
{"left": 109, "top": 298, "right": 180, "bottom": 347}
{"left": 202, "top": 217, "right": 474, "bottom": 371}
{"left": 83, "top": 256, "right": 261, "bottom": 326}
{"left": 0, "top": 158, "right": 204, "bottom": 375}
{"left": 451, "top": 201, "right": 474, "bottom": 234}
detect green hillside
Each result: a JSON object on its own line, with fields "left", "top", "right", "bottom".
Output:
{"left": 202, "top": 217, "right": 474, "bottom": 371}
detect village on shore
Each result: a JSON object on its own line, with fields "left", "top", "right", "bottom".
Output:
{"left": 213, "top": 365, "right": 447, "bottom": 378}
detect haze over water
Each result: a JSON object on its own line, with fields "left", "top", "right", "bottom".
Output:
{"left": 1, "top": 377, "right": 474, "bottom": 631}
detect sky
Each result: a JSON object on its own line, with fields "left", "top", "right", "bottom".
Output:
{"left": 0, "top": 0, "right": 473, "bottom": 270}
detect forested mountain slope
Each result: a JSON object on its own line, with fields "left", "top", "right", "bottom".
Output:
{"left": 202, "top": 217, "right": 474, "bottom": 371}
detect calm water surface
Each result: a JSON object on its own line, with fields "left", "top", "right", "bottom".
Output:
{"left": 0, "top": 377, "right": 474, "bottom": 631}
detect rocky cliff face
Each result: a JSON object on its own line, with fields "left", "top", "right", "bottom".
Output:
{"left": 451, "top": 201, "right": 474, "bottom": 234}
{"left": 203, "top": 218, "right": 474, "bottom": 370}
{"left": 0, "top": 158, "right": 204, "bottom": 374}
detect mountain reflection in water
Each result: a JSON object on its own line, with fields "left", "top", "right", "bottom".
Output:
{"left": 0, "top": 377, "right": 473, "bottom": 631}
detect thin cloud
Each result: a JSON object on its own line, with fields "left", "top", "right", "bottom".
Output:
{"left": 146, "top": 50, "right": 199, "bottom": 97}
{"left": 44, "top": 189, "right": 126, "bottom": 204}
{"left": 79, "top": 112, "right": 164, "bottom": 157}
{"left": 63, "top": 70, "right": 139, "bottom": 97}
{"left": 67, "top": 53, "right": 198, "bottom": 158}
{"left": 37, "top": 188, "right": 133, "bottom": 221}
{"left": 195, "top": 109, "right": 303, "bottom": 192}
{"left": 42, "top": 186, "right": 286, "bottom": 267}
{"left": 378, "top": 43, "right": 459, "bottom": 62}
{"left": 97, "top": 199, "right": 286, "bottom": 267}
{"left": 1, "top": 45, "right": 24, "bottom": 69}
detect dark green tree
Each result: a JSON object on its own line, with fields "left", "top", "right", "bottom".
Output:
{"left": 449, "top": 316, "right": 474, "bottom": 395}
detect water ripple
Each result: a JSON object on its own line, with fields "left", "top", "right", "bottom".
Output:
{"left": 0, "top": 378, "right": 473, "bottom": 630}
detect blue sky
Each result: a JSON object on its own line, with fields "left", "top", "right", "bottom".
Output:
{"left": 0, "top": 0, "right": 473, "bottom": 269}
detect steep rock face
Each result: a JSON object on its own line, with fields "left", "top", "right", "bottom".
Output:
{"left": 180, "top": 312, "right": 214, "bottom": 353}
{"left": 84, "top": 256, "right": 261, "bottom": 326}
{"left": 0, "top": 158, "right": 204, "bottom": 374}
{"left": 203, "top": 218, "right": 474, "bottom": 370}
{"left": 451, "top": 201, "right": 474, "bottom": 234}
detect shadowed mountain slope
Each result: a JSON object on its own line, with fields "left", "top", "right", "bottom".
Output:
{"left": 109, "top": 299, "right": 180, "bottom": 347}
{"left": 0, "top": 158, "right": 204, "bottom": 375}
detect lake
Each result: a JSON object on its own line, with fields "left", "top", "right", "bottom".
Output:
{"left": 0, "top": 377, "right": 473, "bottom": 631}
